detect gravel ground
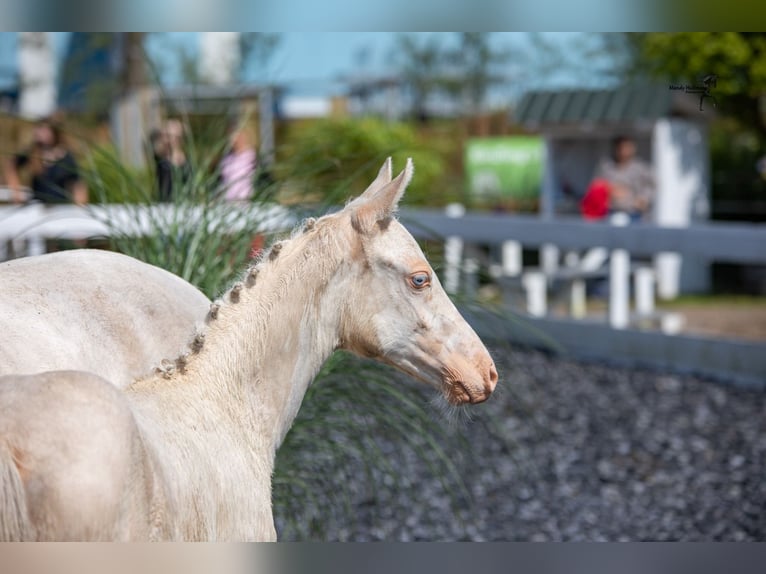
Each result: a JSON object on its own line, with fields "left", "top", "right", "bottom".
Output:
{"left": 279, "top": 346, "right": 766, "bottom": 541}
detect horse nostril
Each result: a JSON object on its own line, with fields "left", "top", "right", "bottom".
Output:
{"left": 486, "top": 364, "right": 498, "bottom": 392}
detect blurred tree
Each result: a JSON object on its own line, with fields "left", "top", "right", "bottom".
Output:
{"left": 623, "top": 33, "right": 766, "bottom": 137}
{"left": 58, "top": 33, "right": 149, "bottom": 121}
{"left": 238, "top": 33, "right": 281, "bottom": 82}
{"left": 442, "top": 33, "right": 512, "bottom": 115}
{"left": 390, "top": 34, "right": 445, "bottom": 123}
{"left": 121, "top": 33, "right": 148, "bottom": 94}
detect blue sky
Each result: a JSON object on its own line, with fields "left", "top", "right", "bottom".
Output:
{"left": 0, "top": 32, "right": 620, "bottom": 102}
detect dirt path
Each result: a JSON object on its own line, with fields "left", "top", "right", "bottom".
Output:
{"left": 662, "top": 302, "right": 766, "bottom": 342}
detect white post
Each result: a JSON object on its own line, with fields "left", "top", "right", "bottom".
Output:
{"left": 501, "top": 240, "right": 522, "bottom": 277}
{"left": 655, "top": 252, "right": 681, "bottom": 300}
{"left": 18, "top": 32, "right": 57, "bottom": 119}
{"left": 570, "top": 279, "right": 587, "bottom": 319}
{"left": 660, "top": 312, "right": 684, "bottom": 335}
{"left": 609, "top": 213, "right": 630, "bottom": 329}
{"left": 541, "top": 243, "right": 559, "bottom": 277}
{"left": 634, "top": 266, "right": 655, "bottom": 318}
{"left": 522, "top": 270, "right": 547, "bottom": 317}
{"left": 444, "top": 203, "right": 466, "bottom": 295}
{"left": 27, "top": 233, "right": 45, "bottom": 256}
{"left": 199, "top": 32, "right": 241, "bottom": 85}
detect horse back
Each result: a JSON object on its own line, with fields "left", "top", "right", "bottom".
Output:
{"left": 0, "top": 249, "right": 210, "bottom": 387}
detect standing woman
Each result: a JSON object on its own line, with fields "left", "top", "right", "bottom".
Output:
{"left": 219, "top": 120, "right": 257, "bottom": 203}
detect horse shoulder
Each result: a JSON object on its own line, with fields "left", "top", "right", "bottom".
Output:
{"left": 127, "top": 393, "right": 274, "bottom": 541}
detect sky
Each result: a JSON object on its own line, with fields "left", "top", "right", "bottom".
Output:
{"left": 0, "top": 32, "right": 620, "bottom": 103}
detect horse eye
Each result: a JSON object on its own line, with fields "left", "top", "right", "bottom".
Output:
{"left": 409, "top": 272, "right": 430, "bottom": 289}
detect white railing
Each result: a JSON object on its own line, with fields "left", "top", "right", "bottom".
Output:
{"left": 2, "top": 200, "right": 765, "bottom": 335}
{"left": 0, "top": 201, "right": 295, "bottom": 260}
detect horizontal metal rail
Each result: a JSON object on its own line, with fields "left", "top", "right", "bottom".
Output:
{"left": 399, "top": 209, "right": 766, "bottom": 264}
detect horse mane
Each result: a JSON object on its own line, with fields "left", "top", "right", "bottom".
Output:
{"left": 148, "top": 214, "right": 334, "bottom": 381}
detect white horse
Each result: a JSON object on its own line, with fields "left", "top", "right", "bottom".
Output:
{"left": 0, "top": 249, "right": 210, "bottom": 386}
{"left": 0, "top": 159, "right": 497, "bottom": 541}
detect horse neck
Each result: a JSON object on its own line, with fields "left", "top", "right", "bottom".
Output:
{"left": 132, "top": 225, "right": 347, "bottom": 457}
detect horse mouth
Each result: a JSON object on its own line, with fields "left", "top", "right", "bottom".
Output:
{"left": 444, "top": 380, "right": 489, "bottom": 406}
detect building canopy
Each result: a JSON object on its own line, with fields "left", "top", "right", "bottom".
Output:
{"left": 514, "top": 83, "right": 707, "bottom": 128}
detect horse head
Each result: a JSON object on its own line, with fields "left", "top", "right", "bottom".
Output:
{"left": 334, "top": 158, "right": 498, "bottom": 405}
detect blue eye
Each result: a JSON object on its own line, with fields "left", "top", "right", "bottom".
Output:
{"left": 409, "top": 272, "right": 430, "bottom": 289}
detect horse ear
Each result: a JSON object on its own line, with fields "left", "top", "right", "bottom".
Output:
{"left": 359, "top": 157, "right": 393, "bottom": 199}
{"left": 352, "top": 158, "right": 413, "bottom": 233}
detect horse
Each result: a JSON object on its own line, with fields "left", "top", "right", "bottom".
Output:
{"left": 0, "top": 249, "right": 210, "bottom": 387}
{"left": 0, "top": 159, "right": 498, "bottom": 541}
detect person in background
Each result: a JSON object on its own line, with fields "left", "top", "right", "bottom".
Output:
{"left": 593, "top": 135, "right": 655, "bottom": 222}
{"left": 219, "top": 121, "right": 257, "bottom": 203}
{"left": 164, "top": 119, "right": 189, "bottom": 173}
{"left": 149, "top": 128, "right": 173, "bottom": 202}
{"left": 2, "top": 117, "right": 88, "bottom": 205}
{"left": 219, "top": 120, "right": 263, "bottom": 258}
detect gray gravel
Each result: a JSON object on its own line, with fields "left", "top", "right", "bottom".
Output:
{"left": 277, "top": 346, "right": 766, "bottom": 541}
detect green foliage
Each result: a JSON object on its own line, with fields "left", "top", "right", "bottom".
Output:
{"left": 81, "top": 144, "right": 155, "bottom": 205}
{"left": 624, "top": 33, "right": 766, "bottom": 135}
{"left": 630, "top": 33, "right": 766, "bottom": 99}
{"left": 83, "top": 121, "right": 279, "bottom": 296}
{"left": 708, "top": 118, "right": 766, "bottom": 220}
{"left": 276, "top": 117, "right": 454, "bottom": 206}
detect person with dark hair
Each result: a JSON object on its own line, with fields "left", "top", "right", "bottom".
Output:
{"left": 2, "top": 118, "right": 88, "bottom": 205}
{"left": 149, "top": 128, "right": 174, "bottom": 202}
{"left": 591, "top": 135, "right": 655, "bottom": 222}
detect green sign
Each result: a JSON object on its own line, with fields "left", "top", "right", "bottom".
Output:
{"left": 465, "top": 136, "right": 544, "bottom": 203}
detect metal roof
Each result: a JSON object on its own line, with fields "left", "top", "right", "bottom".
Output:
{"left": 514, "top": 83, "right": 703, "bottom": 126}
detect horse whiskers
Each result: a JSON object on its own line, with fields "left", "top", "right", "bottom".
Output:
{"left": 429, "top": 392, "right": 473, "bottom": 430}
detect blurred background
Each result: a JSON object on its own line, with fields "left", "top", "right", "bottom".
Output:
{"left": 0, "top": 32, "right": 764, "bottom": 540}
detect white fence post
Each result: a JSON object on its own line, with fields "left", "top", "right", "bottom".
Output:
{"left": 634, "top": 266, "right": 656, "bottom": 318}
{"left": 501, "top": 240, "right": 522, "bottom": 277}
{"left": 522, "top": 270, "right": 547, "bottom": 317}
{"left": 609, "top": 213, "right": 631, "bottom": 329}
{"left": 570, "top": 279, "right": 587, "bottom": 319}
{"left": 541, "top": 243, "right": 559, "bottom": 278}
{"left": 443, "top": 203, "right": 465, "bottom": 295}
{"left": 655, "top": 252, "right": 681, "bottom": 300}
